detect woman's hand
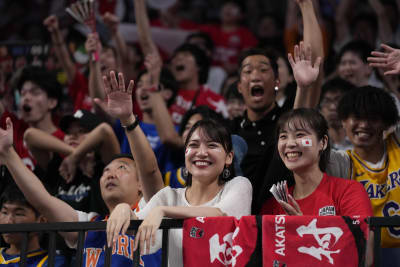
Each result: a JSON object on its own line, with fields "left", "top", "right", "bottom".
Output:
{"left": 134, "top": 206, "right": 164, "bottom": 255}
{"left": 289, "top": 41, "right": 322, "bottom": 90}
{"left": 106, "top": 203, "right": 135, "bottom": 248}
{"left": 278, "top": 194, "right": 303, "bottom": 215}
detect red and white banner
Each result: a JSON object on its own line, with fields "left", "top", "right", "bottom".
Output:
{"left": 183, "top": 216, "right": 368, "bottom": 267}
{"left": 183, "top": 216, "right": 259, "bottom": 267}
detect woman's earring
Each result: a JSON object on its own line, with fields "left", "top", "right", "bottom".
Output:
{"left": 182, "top": 167, "right": 189, "bottom": 179}
{"left": 274, "top": 86, "right": 279, "bottom": 91}
{"left": 222, "top": 168, "right": 231, "bottom": 179}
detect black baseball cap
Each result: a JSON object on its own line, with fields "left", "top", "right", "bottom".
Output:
{"left": 60, "top": 109, "right": 104, "bottom": 133}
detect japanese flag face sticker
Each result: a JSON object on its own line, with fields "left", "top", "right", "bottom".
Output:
{"left": 301, "top": 139, "right": 312, "bottom": 147}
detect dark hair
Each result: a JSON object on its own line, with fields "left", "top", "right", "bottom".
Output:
{"left": 319, "top": 78, "right": 355, "bottom": 107}
{"left": 184, "top": 119, "right": 234, "bottom": 186}
{"left": 224, "top": 81, "right": 243, "bottom": 101}
{"left": 171, "top": 43, "right": 210, "bottom": 84}
{"left": 186, "top": 32, "right": 215, "bottom": 54}
{"left": 276, "top": 108, "right": 330, "bottom": 172}
{"left": 337, "top": 86, "right": 399, "bottom": 128}
{"left": 137, "top": 67, "right": 179, "bottom": 107}
{"left": 337, "top": 40, "right": 373, "bottom": 64}
{"left": 238, "top": 47, "right": 279, "bottom": 78}
{"left": 179, "top": 106, "right": 223, "bottom": 136}
{"left": 351, "top": 13, "right": 378, "bottom": 37}
{"left": 17, "top": 66, "right": 62, "bottom": 107}
{"left": 0, "top": 184, "right": 40, "bottom": 217}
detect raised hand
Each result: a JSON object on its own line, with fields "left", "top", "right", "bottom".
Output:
{"left": 289, "top": 41, "right": 322, "bottom": 90}
{"left": 43, "top": 15, "right": 59, "bottom": 33}
{"left": 102, "top": 12, "right": 119, "bottom": 35}
{"left": 85, "top": 33, "right": 101, "bottom": 54}
{"left": 368, "top": 44, "right": 400, "bottom": 75}
{"left": 134, "top": 206, "right": 163, "bottom": 255}
{"left": 278, "top": 194, "right": 303, "bottom": 216}
{"left": 96, "top": 71, "right": 134, "bottom": 123}
{"left": 0, "top": 118, "right": 14, "bottom": 159}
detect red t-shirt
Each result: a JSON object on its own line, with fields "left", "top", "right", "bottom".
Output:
{"left": 199, "top": 25, "right": 258, "bottom": 67}
{"left": 1, "top": 111, "right": 65, "bottom": 170}
{"left": 261, "top": 173, "right": 373, "bottom": 217}
{"left": 168, "top": 85, "right": 228, "bottom": 125}
{"left": 69, "top": 69, "right": 92, "bottom": 111}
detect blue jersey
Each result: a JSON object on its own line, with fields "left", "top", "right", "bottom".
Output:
{"left": 114, "top": 120, "right": 180, "bottom": 175}
{"left": 83, "top": 216, "right": 161, "bottom": 267}
{"left": 164, "top": 167, "right": 186, "bottom": 188}
{"left": 0, "top": 248, "right": 66, "bottom": 266}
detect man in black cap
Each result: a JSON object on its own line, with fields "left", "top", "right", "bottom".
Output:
{"left": 24, "top": 109, "right": 120, "bottom": 215}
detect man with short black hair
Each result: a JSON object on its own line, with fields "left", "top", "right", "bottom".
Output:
{"left": 0, "top": 184, "right": 66, "bottom": 266}
{"left": 0, "top": 66, "right": 64, "bottom": 171}
{"left": 319, "top": 78, "right": 355, "bottom": 150}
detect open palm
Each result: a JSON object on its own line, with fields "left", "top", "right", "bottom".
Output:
{"left": 99, "top": 71, "right": 134, "bottom": 121}
{"left": 369, "top": 44, "right": 400, "bottom": 75}
{"left": 289, "top": 42, "right": 321, "bottom": 89}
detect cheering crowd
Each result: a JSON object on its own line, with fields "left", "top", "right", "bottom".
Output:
{"left": 0, "top": 0, "right": 400, "bottom": 266}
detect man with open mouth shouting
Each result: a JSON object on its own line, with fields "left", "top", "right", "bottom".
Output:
{"left": 0, "top": 66, "right": 64, "bottom": 171}
{"left": 233, "top": 0, "right": 324, "bottom": 213}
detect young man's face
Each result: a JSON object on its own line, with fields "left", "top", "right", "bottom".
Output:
{"left": 338, "top": 52, "right": 371, "bottom": 87}
{"left": 221, "top": 2, "right": 241, "bottom": 25}
{"left": 238, "top": 55, "right": 277, "bottom": 115}
{"left": 19, "top": 81, "right": 57, "bottom": 124}
{"left": 342, "top": 115, "right": 386, "bottom": 149}
{"left": 100, "top": 158, "right": 141, "bottom": 208}
{"left": 319, "top": 90, "right": 344, "bottom": 129}
{"left": 170, "top": 51, "right": 198, "bottom": 85}
{"left": 135, "top": 72, "right": 174, "bottom": 113}
{"left": 136, "top": 73, "right": 153, "bottom": 113}
{"left": 0, "top": 202, "right": 41, "bottom": 245}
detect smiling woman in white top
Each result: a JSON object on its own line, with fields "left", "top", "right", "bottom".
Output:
{"left": 105, "top": 72, "right": 252, "bottom": 267}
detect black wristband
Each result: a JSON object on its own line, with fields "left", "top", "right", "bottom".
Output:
{"left": 122, "top": 116, "right": 139, "bottom": 132}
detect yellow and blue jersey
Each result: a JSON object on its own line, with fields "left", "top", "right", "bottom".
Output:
{"left": 0, "top": 248, "right": 66, "bottom": 267}
{"left": 347, "top": 133, "right": 400, "bottom": 247}
{"left": 164, "top": 167, "right": 187, "bottom": 188}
